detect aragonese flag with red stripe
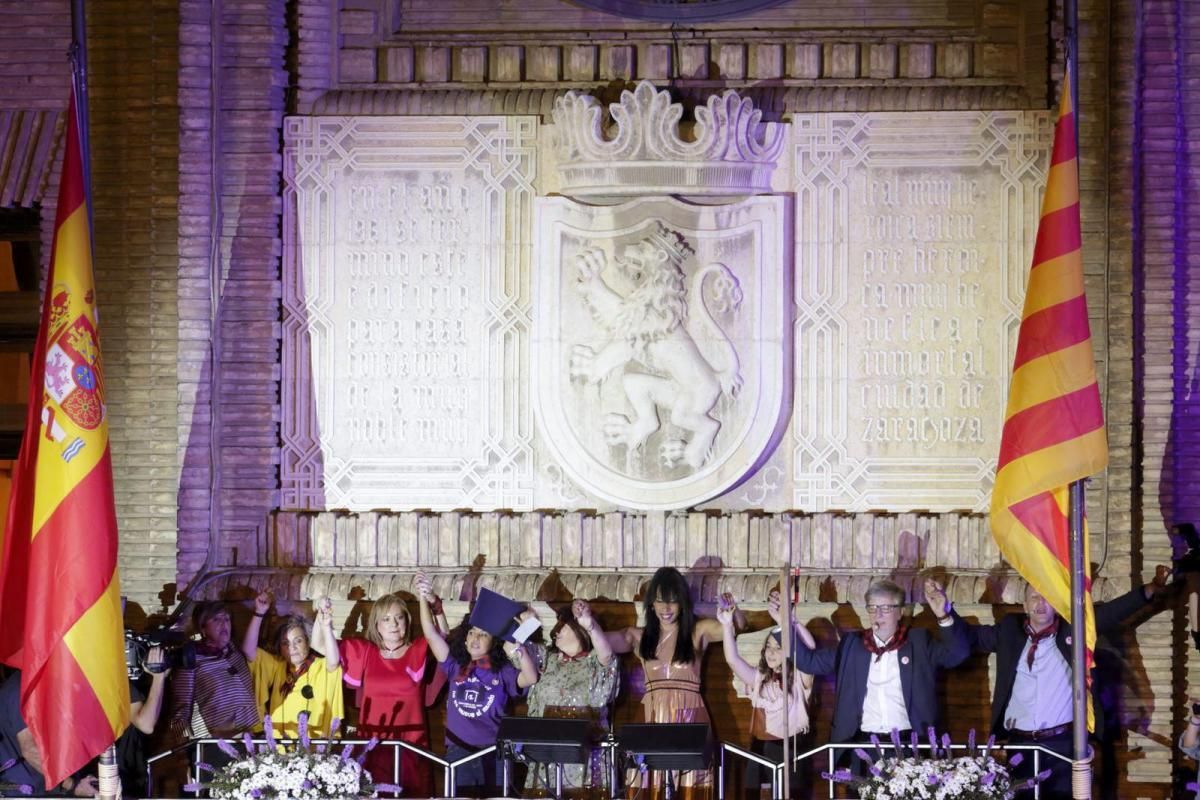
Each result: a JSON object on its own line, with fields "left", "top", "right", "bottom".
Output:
{"left": 0, "top": 88, "right": 130, "bottom": 786}
{"left": 990, "top": 67, "right": 1105, "bottom": 731}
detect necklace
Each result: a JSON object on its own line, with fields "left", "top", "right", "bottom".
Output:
{"left": 380, "top": 643, "right": 407, "bottom": 658}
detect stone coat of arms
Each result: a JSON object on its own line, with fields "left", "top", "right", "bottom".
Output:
{"left": 535, "top": 196, "right": 791, "bottom": 509}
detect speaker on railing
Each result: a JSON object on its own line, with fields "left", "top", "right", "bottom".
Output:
{"left": 496, "top": 715, "right": 593, "bottom": 765}
{"left": 616, "top": 722, "right": 713, "bottom": 772}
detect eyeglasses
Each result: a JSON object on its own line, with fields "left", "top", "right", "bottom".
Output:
{"left": 865, "top": 604, "right": 900, "bottom": 615}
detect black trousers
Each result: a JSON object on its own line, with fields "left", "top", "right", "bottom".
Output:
{"left": 1007, "top": 731, "right": 1073, "bottom": 800}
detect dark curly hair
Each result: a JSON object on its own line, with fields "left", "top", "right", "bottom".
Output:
{"left": 447, "top": 614, "right": 509, "bottom": 669}
{"left": 638, "top": 567, "right": 696, "bottom": 665}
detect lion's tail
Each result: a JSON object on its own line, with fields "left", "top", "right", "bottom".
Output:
{"left": 688, "top": 262, "right": 744, "bottom": 398}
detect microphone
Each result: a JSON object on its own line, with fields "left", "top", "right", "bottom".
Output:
{"left": 302, "top": 684, "right": 314, "bottom": 728}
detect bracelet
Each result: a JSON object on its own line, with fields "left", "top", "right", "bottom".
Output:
{"left": 253, "top": 611, "right": 266, "bottom": 618}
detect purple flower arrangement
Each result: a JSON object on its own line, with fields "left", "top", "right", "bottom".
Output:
{"left": 183, "top": 713, "right": 399, "bottom": 800}
{"left": 821, "top": 727, "right": 1052, "bottom": 800}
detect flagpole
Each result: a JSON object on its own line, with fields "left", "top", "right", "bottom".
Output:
{"left": 779, "top": 563, "right": 791, "bottom": 799}
{"left": 69, "top": 3, "right": 121, "bottom": 799}
{"left": 69, "top": 0, "right": 92, "bottom": 221}
{"left": 1068, "top": 481, "right": 1091, "bottom": 798}
{"left": 1062, "top": 4, "right": 1091, "bottom": 797}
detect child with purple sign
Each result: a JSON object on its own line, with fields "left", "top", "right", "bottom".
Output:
{"left": 417, "top": 577, "right": 539, "bottom": 797}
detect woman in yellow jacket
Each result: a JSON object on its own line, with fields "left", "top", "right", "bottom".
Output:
{"left": 241, "top": 591, "right": 344, "bottom": 739}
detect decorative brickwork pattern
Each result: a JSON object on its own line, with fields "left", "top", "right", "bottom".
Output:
{"left": 175, "top": 0, "right": 286, "bottom": 590}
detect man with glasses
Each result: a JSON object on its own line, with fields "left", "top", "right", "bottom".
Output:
{"left": 962, "top": 565, "right": 1172, "bottom": 800}
{"left": 789, "top": 577, "right": 969, "bottom": 749}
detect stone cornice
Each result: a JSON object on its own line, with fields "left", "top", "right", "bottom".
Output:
{"left": 307, "top": 84, "right": 1033, "bottom": 117}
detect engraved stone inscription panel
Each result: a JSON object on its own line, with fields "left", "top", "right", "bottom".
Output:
{"left": 791, "top": 112, "right": 1053, "bottom": 511}
{"left": 282, "top": 117, "right": 536, "bottom": 510}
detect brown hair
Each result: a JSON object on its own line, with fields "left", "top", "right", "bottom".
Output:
{"left": 365, "top": 593, "right": 412, "bottom": 649}
{"left": 549, "top": 614, "right": 593, "bottom": 655}
{"left": 193, "top": 601, "right": 231, "bottom": 632}
{"left": 272, "top": 615, "right": 312, "bottom": 654}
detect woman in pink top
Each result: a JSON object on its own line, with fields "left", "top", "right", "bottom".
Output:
{"left": 313, "top": 593, "right": 444, "bottom": 797}
{"left": 717, "top": 591, "right": 814, "bottom": 799}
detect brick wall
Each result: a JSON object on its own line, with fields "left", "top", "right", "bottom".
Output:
{"left": 85, "top": 0, "right": 183, "bottom": 615}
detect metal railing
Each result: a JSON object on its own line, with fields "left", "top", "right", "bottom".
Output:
{"left": 149, "top": 735, "right": 1075, "bottom": 799}
{"left": 718, "top": 740, "right": 1075, "bottom": 800}
{"left": 147, "top": 737, "right": 494, "bottom": 798}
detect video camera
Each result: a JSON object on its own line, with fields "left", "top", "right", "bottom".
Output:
{"left": 124, "top": 628, "right": 196, "bottom": 680}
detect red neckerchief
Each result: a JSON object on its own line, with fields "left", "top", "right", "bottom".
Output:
{"left": 456, "top": 656, "right": 493, "bottom": 681}
{"left": 195, "top": 641, "right": 233, "bottom": 658}
{"left": 1023, "top": 618, "right": 1058, "bottom": 669}
{"left": 861, "top": 626, "right": 908, "bottom": 662}
{"left": 280, "top": 653, "right": 316, "bottom": 698}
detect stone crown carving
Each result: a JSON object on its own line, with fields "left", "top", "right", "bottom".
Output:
{"left": 552, "top": 81, "right": 784, "bottom": 196}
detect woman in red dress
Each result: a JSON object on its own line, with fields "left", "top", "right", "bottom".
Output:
{"left": 314, "top": 593, "right": 443, "bottom": 797}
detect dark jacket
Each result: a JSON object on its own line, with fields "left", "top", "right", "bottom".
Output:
{"left": 967, "top": 587, "right": 1150, "bottom": 737}
{"left": 790, "top": 613, "right": 970, "bottom": 743}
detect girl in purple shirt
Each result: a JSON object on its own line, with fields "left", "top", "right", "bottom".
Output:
{"left": 417, "top": 579, "right": 538, "bottom": 796}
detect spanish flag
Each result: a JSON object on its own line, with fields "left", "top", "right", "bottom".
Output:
{"left": 0, "top": 88, "right": 130, "bottom": 786}
{"left": 990, "top": 67, "right": 1105, "bottom": 729}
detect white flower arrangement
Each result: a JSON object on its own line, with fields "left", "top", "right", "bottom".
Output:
{"left": 186, "top": 714, "right": 397, "bottom": 800}
{"left": 823, "top": 728, "right": 1050, "bottom": 800}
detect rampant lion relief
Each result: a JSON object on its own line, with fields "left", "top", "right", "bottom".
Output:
{"left": 568, "top": 224, "right": 744, "bottom": 473}
{"left": 533, "top": 194, "right": 790, "bottom": 510}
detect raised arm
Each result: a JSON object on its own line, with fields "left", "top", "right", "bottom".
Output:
{"left": 716, "top": 605, "right": 759, "bottom": 687}
{"left": 923, "top": 577, "right": 970, "bottom": 668}
{"left": 574, "top": 599, "right": 615, "bottom": 666}
{"left": 311, "top": 596, "right": 340, "bottom": 671}
{"left": 605, "top": 624, "right": 641, "bottom": 655}
{"left": 241, "top": 591, "right": 271, "bottom": 663}
{"left": 416, "top": 571, "right": 450, "bottom": 662}
{"left": 769, "top": 589, "right": 819, "bottom": 650}
{"left": 505, "top": 640, "right": 541, "bottom": 689}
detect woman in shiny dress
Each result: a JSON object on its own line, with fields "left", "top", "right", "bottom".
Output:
{"left": 606, "top": 567, "right": 733, "bottom": 800}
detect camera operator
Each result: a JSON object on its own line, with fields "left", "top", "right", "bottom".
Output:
{"left": 117, "top": 646, "right": 170, "bottom": 797}
{"left": 0, "top": 671, "right": 97, "bottom": 797}
{"left": 165, "top": 602, "right": 257, "bottom": 745}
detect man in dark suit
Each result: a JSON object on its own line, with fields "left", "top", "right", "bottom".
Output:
{"left": 967, "top": 566, "right": 1171, "bottom": 800}
{"left": 790, "top": 577, "right": 970, "bottom": 747}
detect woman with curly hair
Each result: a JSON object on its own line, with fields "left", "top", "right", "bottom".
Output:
{"left": 605, "top": 566, "right": 735, "bottom": 799}
{"left": 418, "top": 575, "right": 538, "bottom": 797}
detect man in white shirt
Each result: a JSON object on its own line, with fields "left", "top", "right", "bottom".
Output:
{"left": 790, "top": 577, "right": 969, "bottom": 747}
{"left": 967, "top": 566, "right": 1170, "bottom": 799}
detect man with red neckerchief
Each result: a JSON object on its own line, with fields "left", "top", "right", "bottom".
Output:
{"left": 789, "top": 577, "right": 969, "bottom": 747}
{"left": 964, "top": 565, "right": 1171, "bottom": 800}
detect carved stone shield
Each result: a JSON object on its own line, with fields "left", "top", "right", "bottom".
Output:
{"left": 534, "top": 195, "right": 792, "bottom": 509}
